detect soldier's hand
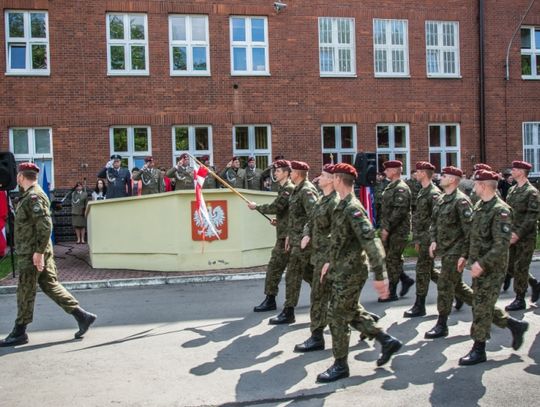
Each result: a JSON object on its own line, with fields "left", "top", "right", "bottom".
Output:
{"left": 247, "top": 201, "right": 257, "bottom": 210}
{"left": 381, "top": 229, "right": 389, "bottom": 242}
{"left": 429, "top": 242, "right": 437, "bottom": 258}
{"left": 269, "top": 218, "right": 277, "bottom": 226}
{"left": 285, "top": 236, "right": 290, "bottom": 252}
{"left": 33, "top": 253, "right": 45, "bottom": 272}
{"left": 106, "top": 160, "right": 113, "bottom": 169}
{"left": 320, "top": 263, "right": 330, "bottom": 284}
{"left": 457, "top": 257, "right": 467, "bottom": 273}
{"left": 300, "top": 236, "right": 310, "bottom": 250}
{"left": 510, "top": 232, "right": 519, "bottom": 245}
{"left": 471, "top": 261, "right": 484, "bottom": 278}
{"left": 374, "top": 279, "right": 389, "bottom": 300}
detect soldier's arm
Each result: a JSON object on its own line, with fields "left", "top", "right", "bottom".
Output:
{"left": 302, "top": 188, "right": 319, "bottom": 218}
{"left": 515, "top": 190, "right": 540, "bottom": 238}
{"left": 97, "top": 167, "right": 107, "bottom": 178}
{"left": 383, "top": 189, "right": 411, "bottom": 232}
{"left": 30, "top": 197, "right": 53, "bottom": 253}
{"left": 166, "top": 167, "right": 177, "bottom": 178}
{"left": 456, "top": 198, "right": 474, "bottom": 258}
{"left": 430, "top": 200, "right": 441, "bottom": 243}
{"left": 257, "top": 188, "right": 290, "bottom": 214}
{"left": 477, "top": 209, "right": 513, "bottom": 272}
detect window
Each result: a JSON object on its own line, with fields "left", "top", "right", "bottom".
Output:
{"left": 169, "top": 15, "right": 210, "bottom": 75}
{"left": 523, "top": 122, "right": 540, "bottom": 175}
{"left": 376, "top": 124, "right": 409, "bottom": 174}
{"left": 373, "top": 19, "right": 409, "bottom": 77}
{"left": 521, "top": 27, "right": 540, "bottom": 78}
{"left": 321, "top": 125, "right": 356, "bottom": 164}
{"left": 233, "top": 125, "right": 271, "bottom": 169}
{"left": 5, "top": 10, "right": 49, "bottom": 75}
{"left": 230, "top": 17, "right": 269, "bottom": 75}
{"left": 107, "top": 13, "right": 149, "bottom": 75}
{"left": 9, "top": 128, "right": 54, "bottom": 187}
{"left": 318, "top": 17, "right": 356, "bottom": 76}
{"left": 173, "top": 126, "right": 213, "bottom": 163}
{"left": 428, "top": 124, "right": 460, "bottom": 170}
{"left": 425, "top": 21, "right": 460, "bottom": 77}
{"left": 110, "top": 127, "right": 151, "bottom": 169}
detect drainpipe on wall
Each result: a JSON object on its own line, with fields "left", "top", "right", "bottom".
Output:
{"left": 479, "top": 0, "right": 486, "bottom": 163}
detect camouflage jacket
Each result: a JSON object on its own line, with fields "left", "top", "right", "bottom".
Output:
{"left": 329, "top": 193, "right": 386, "bottom": 281}
{"left": 132, "top": 167, "right": 164, "bottom": 195}
{"left": 287, "top": 179, "right": 319, "bottom": 246}
{"left": 406, "top": 178, "right": 421, "bottom": 210}
{"left": 257, "top": 180, "right": 294, "bottom": 239}
{"left": 221, "top": 167, "right": 246, "bottom": 189}
{"left": 15, "top": 184, "right": 53, "bottom": 255}
{"left": 245, "top": 167, "right": 263, "bottom": 190}
{"left": 430, "top": 188, "right": 473, "bottom": 258}
{"left": 167, "top": 165, "right": 194, "bottom": 190}
{"left": 302, "top": 190, "right": 339, "bottom": 261}
{"left": 380, "top": 178, "right": 411, "bottom": 235}
{"left": 506, "top": 181, "right": 540, "bottom": 240}
{"left": 468, "top": 196, "right": 512, "bottom": 273}
{"left": 374, "top": 179, "right": 389, "bottom": 206}
{"left": 412, "top": 183, "right": 442, "bottom": 244}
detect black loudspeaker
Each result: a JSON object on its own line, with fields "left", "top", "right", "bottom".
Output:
{"left": 354, "top": 152, "right": 377, "bottom": 187}
{"left": 0, "top": 151, "right": 18, "bottom": 191}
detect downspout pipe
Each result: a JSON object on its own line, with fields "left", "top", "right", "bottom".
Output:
{"left": 479, "top": 0, "right": 486, "bottom": 163}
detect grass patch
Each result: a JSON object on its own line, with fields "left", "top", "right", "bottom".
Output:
{"left": 0, "top": 255, "right": 16, "bottom": 280}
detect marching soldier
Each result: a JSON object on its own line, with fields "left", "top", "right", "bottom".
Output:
{"left": 261, "top": 155, "right": 285, "bottom": 192}
{"left": 97, "top": 154, "right": 132, "bottom": 198}
{"left": 221, "top": 156, "right": 246, "bottom": 189}
{"left": 132, "top": 156, "right": 164, "bottom": 195}
{"left": 0, "top": 163, "right": 96, "bottom": 347}
{"left": 167, "top": 153, "right": 194, "bottom": 190}
{"left": 245, "top": 156, "right": 263, "bottom": 190}
{"left": 248, "top": 160, "right": 294, "bottom": 312}
{"left": 459, "top": 169, "right": 528, "bottom": 365}
{"left": 468, "top": 163, "right": 492, "bottom": 205}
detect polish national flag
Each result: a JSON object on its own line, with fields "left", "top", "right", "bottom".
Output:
{"left": 193, "top": 161, "right": 220, "bottom": 239}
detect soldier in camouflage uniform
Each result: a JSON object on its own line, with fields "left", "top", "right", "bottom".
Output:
{"left": 467, "top": 163, "right": 492, "bottom": 205}
{"left": 404, "top": 161, "right": 442, "bottom": 318}
{"left": 406, "top": 170, "right": 421, "bottom": 213}
{"left": 458, "top": 170, "right": 528, "bottom": 365}
{"left": 316, "top": 163, "right": 402, "bottom": 383}
{"left": 245, "top": 156, "right": 263, "bottom": 190}
{"left": 261, "top": 155, "right": 285, "bottom": 192}
{"left": 167, "top": 153, "right": 194, "bottom": 190}
{"left": 132, "top": 156, "right": 164, "bottom": 195}
{"left": 220, "top": 156, "right": 246, "bottom": 189}
{"left": 505, "top": 160, "right": 540, "bottom": 310}
{"left": 294, "top": 164, "right": 339, "bottom": 352}
{"left": 0, "top": 163, "right": 97, "bottom": 347}
{"left": 248, "top": 160, "right": 294, "bottom": 312}
{"left": 379, "top": 160, "right": 414, "bottom": 302}
{"left": 270, "top": 161, "right": 319, "bottom": 325}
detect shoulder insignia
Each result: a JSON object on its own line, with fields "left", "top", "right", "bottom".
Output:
{"left": 501, "top": 223, "right": 511, "bottom": 233}
{"left": 32, "top": 204, "right": 41, "bottom": 213}
{"left": 397, "top": 188, "right": 405, "bottom": 193}
{"left": 500, "top": 211, "right": 509, "bottom": 218}
{"left": 353, "top": 211, "right": 364, "bottom": 218}
{"left": 306, "top": 191, "right": 314, "bottom": 196}
{"left": 463, "top": 208, "right": 472, "bottom": 218}
{"left": 460, "top": 199, "right": 469, "bottom": 205}
{"left": 432, "top": 194, "right": 439, "bottom": 200}
{"left": 30, "top": 194, "right": 38, "bottom": 200}
{"left": 361, "top": 222, "right": 372, "bottom": 232}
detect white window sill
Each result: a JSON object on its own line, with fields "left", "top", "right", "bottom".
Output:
{"left": 231, "top": 72, "right": 271, "bottom": 76}
{"left": 374, "top": 74, "right": 411, "bottom": 79}
{"left": 107, "top": 72, "right": 150, "bottom": 76}
{"left": 521, "top": 76, "right": 540, "bottom": 80}
{"left": 5, "top": 71, "right": 50, "bottom": 76}
{"left": 427, "top": 74, "right": 462, "bottom": 79}
{"left": 320, "top": 73, "right": 357, "bottom": 78}
{"left": 170, "top": 71, "right": 211, "bottom": 77}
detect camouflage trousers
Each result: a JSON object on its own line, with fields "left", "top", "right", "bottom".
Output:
{"left": 507, "top": 239, "right": 536, "bottom": 296}
{"left": 309, "top": 257, "right": 331, "bottom": 333}
{"left": 264, "top": 238, "right": 290, "bottom": 296}
{"left": 16, "top": 253, "right": 79, "bottom": 326}
{"left": 284, "top": 245, "right": 313, "bottom": 307}
{"left": 415, "top": 242, "right": 439, "bottom": 297}
{"left": 437, "top": 254, "right": 474, "bottom": 316}
{"left": 383, "top": 233, "right": 407, "bottom": 284}
{"left": 328, "top": 267, "right": 381, "bottom": 359}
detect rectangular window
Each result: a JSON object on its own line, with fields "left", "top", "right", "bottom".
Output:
{"left": 9, "top": 128, "right": 54, "bottom": 187}
{"left": 230, "top": 17, "right": 269, "bottom": 75}
{"left": 523, "top": 122, "right": 540, "bottom": 175}
{"left": 233, "top": 125, "right": 271, "bottom": 169}
{"left": 321, "top": 125, "right": 357, "bottom": 164}
{"left": 521, "top": 26, "right": 540, "bottom": 78}
{"left": 318, "top": 17, "right": 356, "bottom": 76}
{"left": 169, "top": 15, "right": 210, "bottom": 76}
{"left": 172, "top": 125, "right": 213, "bottom": 164}
{"left": 110, "top": 127, "right": 151, "bottom": 169}
{"left": 428, "top": 124, "right": 460, "bottom": 170}
{"left": 5, "top": 10, "right": 49, "bottom": 75}
{"left": 373, "top": 19, "right": 409, "bottom": 77}
{"left": 425, "top": 21, "right": 460, "bottom": 77}
{"left": 376, "top": 124, "right": 410, "bottom": 174}
{"left": 107, "top": 13, "right": 149, "bottom": 75}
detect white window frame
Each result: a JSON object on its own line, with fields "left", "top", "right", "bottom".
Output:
{"left": 428, "top": 124, "right": 461, "bottom": 169}
{"left": 523, "top": 122, "right": 540, "bottom": 175}
{"left": 521, "top": 26, "right": 540, "bottom": 79}
{"left": 425, "top": 21, "right": 461, "bottom": 78}
{"left": 109, "top": 126, "right": 152, "bottom": 170}
{"left": 9, "top": 127, "right": 54, "bottom": 187}
{"left": 172, "top": 125, "right": 213, "bottom": 165}
{"left": 376, "top": 124, "right": 410, "bottom": 176}
{"left": 230, "top": 16, "right": 270, "bottom": 76}
{"left": 106, "top": 13, "right": 149, "bottom": 76}
{"left": 169, "top": 15, "right": 210, "bottom": 76}
{"left": 5, "top": 10, "right": 50, "bottom": 76}
{"left": 232, "top": 125, "right": 272, "bottom": 166}
{"left": 318, "top": 17, "right": 356, "bottom": 77}
{"left": 373, "top": 19, "right": 409, "bottom": 77}
{"left": 321, "top": 124, "right": 357, "bottom": 163}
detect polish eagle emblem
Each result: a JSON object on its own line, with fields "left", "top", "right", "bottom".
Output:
{"left": 193, "top": 204, "right": 226, "bottom": 238}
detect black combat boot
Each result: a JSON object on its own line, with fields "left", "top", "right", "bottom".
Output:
{"left": 503, "top": 274, "right": 512, "bottom": 291}
{"left": 375, "top": 332, "right": 402, "bottom": 366}
{"left": 454, "top": 296, "right": 464, "bottom": 310}
{"left": 424, "top": 315, "right": 448, "bottom": 339}
{"left": 378, "top": 282, "right": 399, "bottom": 302}
{"left": 529, "top": 277, "right": 540, "bottom": 303}
{"left": 505, "top": 294, "right": 526, "bottom": 311}
{"left": 72, "top": 307, "right": 97, "bottom": 339}
{"left": 269, "top": 307, "right": 295, "bottom": 325}
{"left": 294, "top": 328, "right": 324, "bottom": 352}
{"left": 459, "top": 341, "right": 486, "bottom": 366}
{"left": 0, "top": 324, "right": 28, "bottom": 347}
{"left": 316, "top": 357, "right": 349, "bottom": 383}
{"left": 507, "top": 316, "right": 529, "bottom": 350}
{"left": 399, "top": 272, "right": 415, "bottom": 297}
{"left": 404, "top": 295, "right": 426, "bottom": 318}
{"left": 253, "top": 295, "right": 277, "bottom": 312}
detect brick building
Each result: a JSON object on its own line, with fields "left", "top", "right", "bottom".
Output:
{"left": 1, "top": 0, "right": 539, "bottom": 188}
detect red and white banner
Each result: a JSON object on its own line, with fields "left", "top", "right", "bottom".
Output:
{"left": 0, "top": 191, "right": 7, "bottom": 256}
{"left": 193, "top": 161, "right": 220, "bottom": 240}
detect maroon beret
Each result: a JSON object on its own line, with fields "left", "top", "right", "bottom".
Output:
{"left": 442, "top": 166, "right": 463, "bottom": 177}
{"left": 178, "top": 153, "right": 189, "bottom": 160}
{"left": 144, "top": 155, "right": 154, "bottom": 162}
{"left": 333, "top": 163, "right": 358, "bottom": 178}
{"left": 200, "top": 155, "right": 210, "bottom": 162}
{"left": 322, "top": 164, "right": 335, "bottom": 174}
{"left": 231, "top": 156, "right": 240, "bottom": 162}
{"left": 512, "top": 160, "right": 532, "bottom": 170}
{"left": 473, "top": 163, "right": 492, "bottom": 171}
{"left": 248, "top": 156, "right": 255, "bottom": 162}
{"left": 474, "top": 169, "right": 499, "bottom": 181}
{"left": 415, "top": 161, "right": 436, "bottom": 171}
{"left": 18, "top": 162, "right": 40, "bottom": 173}
{"left": 273, "top": 159, "right": 291, "bottom": 169}
{"left": 291, "top": 161, "right": 310, "bottom": 171}
{"left": 274, "top": 154, "right": 285, "bottom": 161}
{"left": 383, "top": 160, "right": 403, "bottom": 169}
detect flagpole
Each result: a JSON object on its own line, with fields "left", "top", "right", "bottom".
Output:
{"left": 188, "top": 154, "right": 273, "bottom": 222}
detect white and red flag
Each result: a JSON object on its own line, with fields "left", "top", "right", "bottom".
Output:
{"left": 193, "top": 161, "right": 220, "bottom": 240}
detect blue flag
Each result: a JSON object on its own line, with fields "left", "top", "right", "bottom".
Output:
{"left": 40, "top": 165, "right": 56, "bottom": 244}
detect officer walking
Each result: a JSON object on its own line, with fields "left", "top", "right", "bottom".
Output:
{"left": 132, "top": 156, "right": 164, "bottom": 195}
{"left": 167, "top": 153, "right": 194, "bottom": 190}
{"left": 97, "top": 154, "right": 132, "bottom": 198}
